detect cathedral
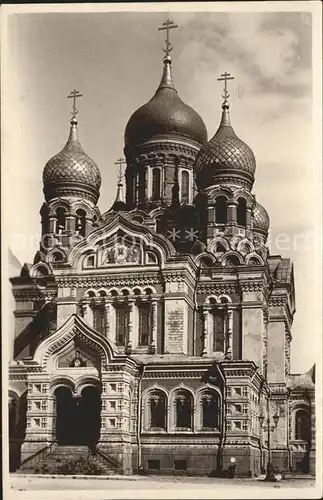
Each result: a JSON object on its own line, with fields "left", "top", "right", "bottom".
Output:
{"left": 8, "top": 20, "right": 315, "bottom": 477}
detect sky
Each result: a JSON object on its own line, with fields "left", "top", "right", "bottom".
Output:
{"left": 2, "top": 5, "right": 321, "bottom": 373}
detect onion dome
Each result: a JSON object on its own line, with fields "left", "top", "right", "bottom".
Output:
{"left": 195, "top": 102, "right": 256, "bottom": 191}
{"left": 124, "top": 54, "right": 207, "bottom": 147}
{"left": 43, "top": 117, "right": 101, "bottom": 204}
{"left": 253, "top": 201, "right": 270, "bottom": 234}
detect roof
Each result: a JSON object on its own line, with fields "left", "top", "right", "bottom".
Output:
{"left": 287, "top": 364, "right": 315, "bottom": 390}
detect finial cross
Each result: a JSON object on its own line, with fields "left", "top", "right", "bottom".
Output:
{"left": 158, "top": 18, "right": 178, "bottom": 56}
{"left": 114, "top": 157, "right": 126, "bottom": 183}
{"left": 217, "top": 72, "right": 234, "bottom": 104}
{"left": 67, "top": 89, "right": 83, "bottom": 118}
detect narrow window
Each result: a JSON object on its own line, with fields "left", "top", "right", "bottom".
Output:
{"left": 56, "top": 207, "right": 66, "bottom": 233}
{"left": 215, "top": 196, "right": 227, "bottom": 224}
{"left": 93, "top": 305, "right": 106, "bottom": 335}
{"left": 237, "top": 198, "right": 247, "bottom": 226}
{"left": 202, "top": 391, "right": 219, "bottom": 428}
{"left": 213, "top": 309, "right": 226, "bottom": 352}
{"left": 175, "top": 391, "right": 193, "bottom": 429}
{"left": 138, "top": 302, "right": 151, "bottom": 346}
{"left": 149, "top": 391, "right": 166, "bottom": 429}
{"left": 138, "top": 169, "right": 146, "bottom": 203}
{"left": 181, "top": 171, "right": 190, "bottom": 204}
{"left": 115, "top": 304, "right": 129, "bottom": 346}
{"left": 76, "top": 209, "right": 87, "bottom": 237}
{"left": 152, "top": 169, "right": 161, "bottom": 201}
{"left": 295, "top": 409, "right": 311, "bottom": 441}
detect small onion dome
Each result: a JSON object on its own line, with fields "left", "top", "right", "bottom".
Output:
{"left": 124, "top": 55, "right": 207, "bottom": 148}
{"left": 43, "top": 117, "right": 101, "bottom": 204}
{"left": 253, "top": 201, "right": 270, "bottom": 234}
{"left": 110, "top": 179, "right": 127, "bottom": 212}
{"left": 195, "top": 103, "right": 256, "bottom": 191}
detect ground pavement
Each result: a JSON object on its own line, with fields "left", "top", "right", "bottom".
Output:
{"left": 6, "top": 474, "right": 319, "bottom": 500}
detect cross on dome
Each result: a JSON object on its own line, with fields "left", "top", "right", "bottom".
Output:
{"left": 67, "top": 89, "right": 83, "bottom": 119}
{"left": 158, "top": 18, "right": 178, "bottom": 57}
{"left": 217, "top": 72, "right": 234, "bottom": 106}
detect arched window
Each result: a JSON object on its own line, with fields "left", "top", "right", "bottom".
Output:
{"left": 175, "top": 390, "right": 193, "bottom": 429}
{"left": 92, "top": 304, "right": 106, "bottom": 335}
{"left": 115, "top": 304, "right": 129, "bottom": 346}
{"left": 76, "top": 209, "right": 87, "bottom": 237}
{"left": 52, "top": 251, "right": 64, "bottom": 262}
{"left": 212, "top": 309, "right": 227, "bottom": 352}
{"left": 201, "top": 390, "right": 220, "bottom": 428}
{"left": 295, "top": 409, "right": 311, "bottom": 441}
{"left": 56, "top": 207, "right": 66, "bottom": 234}
{"left": 149, "top": 390, "right": 167, "bottom": 429}
{"left": 181, "top": 171, "right": 190, "bottom": 204}
{"left": 215, "top": 196, "right": 227, "bottom": 224}
{"left": 152, "top": 169, "right": 161, "bottom": 201}
{"left": 138, "top": 302, "right": 151, "bottom": 346}
{"left": 237, "top": 198, "right": 247, "bottom": 226}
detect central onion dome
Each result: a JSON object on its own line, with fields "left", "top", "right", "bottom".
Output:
{"left": 43, "top": 117, "right": 101, "bottom": 204}
{"left": 124, "top": 54, "right": 207, "bottom": 147}
{"left": 195, "top": 102, "right": 256, "bottom": 191}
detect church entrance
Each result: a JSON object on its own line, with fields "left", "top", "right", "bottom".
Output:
{"left": 55, "top": 386, "right": 101, "bottom": 446}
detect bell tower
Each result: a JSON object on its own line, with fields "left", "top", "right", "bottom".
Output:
{"left": 40, "top": 90, "right": 101, "bottom": 259}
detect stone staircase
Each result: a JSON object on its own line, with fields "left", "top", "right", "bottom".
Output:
{"left": 18, "top": 445, "right": 122, "bottom": 475}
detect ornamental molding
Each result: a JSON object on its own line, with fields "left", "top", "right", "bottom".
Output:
{"left": 240, "top": 281, "right": 265, "bottom": 292}
{"left": 144, "top": 371, "right": 206, "bottom": 379}
{"left": 127, "top": 141, "right": 200, "bottom": 158}
{"left": 13, "top": 291, "right": 57, "bottom": 302}
{"left": 197, "top": 284, "right": 237, "bottom": 295}
{"left": 56, "top": 274, "right": 161, "bottom": 288}
{"left": 269, "top": 296, "right": 286, "bottom": 307}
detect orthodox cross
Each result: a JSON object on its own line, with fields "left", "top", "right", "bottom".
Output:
{"left": 67, "top": 89, "right": 83, "bottom": 118}
{"left": 217, "top": 72, "right": 234, "bottom": 105}
{"left": 114, "top": 157, "right": 126, "bottom": 183}
{"left": 158, "top": 18, "right": 178, "bottom": 56}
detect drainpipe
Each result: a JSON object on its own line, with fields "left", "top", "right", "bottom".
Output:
{"left": 286, "top": 388, "right": 292, "bottom": 471}
{"left": 192, "top": 265, "right": 201, "bottom": 356}
{"left": 216, "top": 362, "right": 226, "bottom": 473}
{"left": 136, "top": 363, "right": 145, "bottom": 472}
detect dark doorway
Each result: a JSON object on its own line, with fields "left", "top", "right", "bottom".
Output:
{"left": 55, "top": 386, "right": 101, "bottom": 446}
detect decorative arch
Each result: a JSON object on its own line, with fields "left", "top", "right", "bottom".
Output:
{"left": 142, "top": 385, "right": 168, "bottom": 432}
{"left": 236, "top": 238, "right": 254, "bottom": 255}
{"left": 195, "top": 252, "right": 217, "bottom": 268}
{"left": 30, "top": 262, "right": 52, "bottom": 278}
{"left": 33, "top": 314, "right": 119, "bottom": 371}
{"left": 48, "top": 199, "right": 71, "bottom": 216}
{"left": 75, "top": 376, "right": 101, "bottom": 396}
{"left": 218, "top": 294, "right": 232, "bottom": 303}
{"left": 84, "top": 289, "right": 97, "bottom": 298}
{"left": 292, "top": 405, "right": 311, "bottom": 441}
{"left": 169, "top": 385, "right": 195, "bottom": 431}
{"left": 208, "top": 236, "right": 230, "bottom": 255}
{"left": 222, "top": 251, "right": 243, "bottom": 267}
{"left": 50, "top": 376, "right": 75, "bottom": 396}
{"left": 245, "top": 253, "right": 265, "bottom": 266}
{"left": 48, "top": 248, "right": 67, "bottom": 264}
{"left": 196, "top": 386, "right": 222, "bottom": 430}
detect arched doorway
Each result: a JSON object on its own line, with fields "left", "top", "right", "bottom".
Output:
{"left": 55, "top": 385, "right": 101, "bottom": 446}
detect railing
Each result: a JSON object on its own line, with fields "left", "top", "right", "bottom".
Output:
{"left": 95, "top": 448, "right": 122, "bottom": 470}
{"left": 19, "top": 442, "right": 56, "bottom": 470}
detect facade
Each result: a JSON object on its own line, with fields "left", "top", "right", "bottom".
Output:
{"left": 8, "top": 28, "right": 315, "bottom": 477}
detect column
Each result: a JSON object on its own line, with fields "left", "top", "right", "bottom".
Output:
{"left": 150, "top": 300, "right": 157, "bottom": 354}
{"left": 104, "top": 301, "right": 110, "bottom": 339}
{"left": 225, "top": 309, "right": 233, "bottom": 359}
{"left": 202, "top": 307, "right": 208, "bottom": 356}
{"left": 147, "top": 167, "right": 152, "bottom": 199}
{"left": 49, "top": 217, "right": 57, "bottom": 234}
{"left": 127, "top": 301, "right": 134, "bottom": 352}
{"left": 227, "top": 201, "right": 238, "bottom": 224}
